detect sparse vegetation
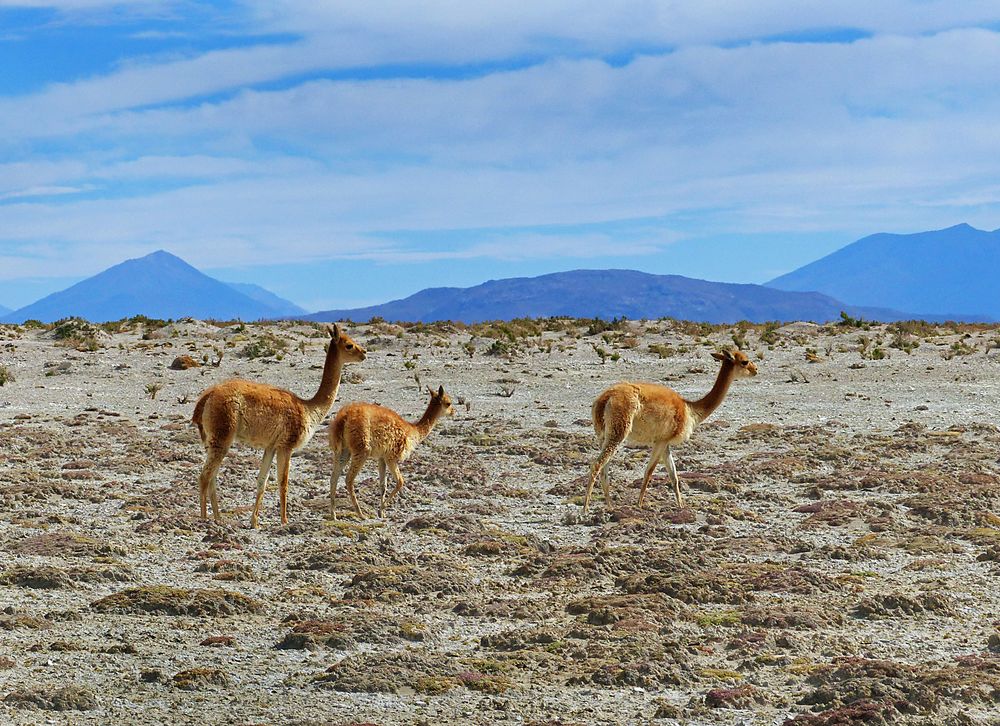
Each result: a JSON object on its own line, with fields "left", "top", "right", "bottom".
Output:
{"left": 3, "top": 317, "right": 1000, "bottom": 725}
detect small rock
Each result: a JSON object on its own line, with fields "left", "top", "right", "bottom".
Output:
{"left": 199, "top": 635, "right": 235, "bottom": 647}
{"left": 169, "top": 355, "right": 201, "bottom": 370}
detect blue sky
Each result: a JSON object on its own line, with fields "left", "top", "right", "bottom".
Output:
{"left": 2, "top": 1, "right": 1000, "bottom": 312}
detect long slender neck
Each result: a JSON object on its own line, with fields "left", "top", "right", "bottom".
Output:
{"left": 413, "top": 402, "right": 445, "bottom": 439}
{"left": 688, "top": 361, "right": 736, "bottom": 423}
{"left": 304, "top": 343, "right": 343, "bottom": 412}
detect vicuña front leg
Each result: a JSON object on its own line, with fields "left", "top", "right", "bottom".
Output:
{"left": 381, "top": 462, "right": 406, "bottom": 512}
{"left": 250, "top": 447, "right": 277, "bottom": 529}
{"left": 638, "top": 442, "right": 668, "bottom": 509}
{"left": 663, "top": 446, "right": 683, "bottom": 507}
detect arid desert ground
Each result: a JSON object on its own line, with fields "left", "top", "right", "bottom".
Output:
{"left": 1, "top": 316, "right": 999, "bottom": 725}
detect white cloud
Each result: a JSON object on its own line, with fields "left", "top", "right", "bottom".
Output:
{"left": 4, "top": 3, "right": 1000, "bottom": 289}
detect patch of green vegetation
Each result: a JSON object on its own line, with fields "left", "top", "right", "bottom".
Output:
{"left": 240, "top": 331, "right": 289, "bottom": 359}
{"left": 413, "top": 676, "right": 458, "bottom": 694}
{"left": 585, "top": 316, "right": 627, "bottom": 336}
{"left": 699, "top": 668, "right": 743, "bottom": 681}
{"left": 694, "top": 610, "right": 742, "bottom": 627}
{"left": 838, "top": 310, "right": 872, "bottom": 329}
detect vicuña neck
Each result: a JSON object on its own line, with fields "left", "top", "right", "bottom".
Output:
{"left": 414, "top": 403, "right": 444, "bottom": 439}
{"left": 688, "top": 361, "right": 735, "bottom": 423}
{"left": 305, "top": 344, "right": 343, "bottom": 412}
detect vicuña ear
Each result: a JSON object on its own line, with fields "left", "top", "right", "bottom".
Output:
{"left": 711, "top": 351, "right": 725, "bottom": 362}
{"left": 438, "top": 385, "right": 445, "bottom": 397}
{"left": 723, "top": 349, "right": 736, "bottom": 361}
{"left": 426, "top": 385, "right": 435, "bottom": 397}
{"left": 329, "top": 323, "right": 341, "bottom": 341}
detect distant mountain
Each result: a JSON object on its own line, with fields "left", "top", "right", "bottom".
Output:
{"left": 0, "top": 251, "right": 288, "bottom": 323}
{"left": 0, "top": 304, "right": 10, "bottom": 316}
{"left": 225, "top": 282, "right": 306, "bottom": 317}
{"left": 302, "top": 269, "right": 923, "bottom": 324}
{"left": 767, "top": 224, "right": 999, "bottom": 320}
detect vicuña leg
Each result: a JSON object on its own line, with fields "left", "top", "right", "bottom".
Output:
{"left": 638, "top": 441, "right": 668, "bottom": 509}
{"left": 199, "top": 446, "right": 228, "bottom": 523}
{"left": 376, "top": 460, "right": 388, "bottom": 516}
{"left": 329, "top": 452, "right": 346, "bottom": 520}
{"left": 276, "top": 449, "right": 291, "bottom": 525}
{"left": 345, "top": 455, "right": 367, "bottom": 517}
{"left": 250, "top": 447, "right": 277, "bottom": 529}
{"left": 585, "top": 440, "right": 620, "bottom": 512}
{"left": 663, "top": 446, "right": 683, "bottom": 507}
{"left": 599, "top": 460, "right": 611, "bottom": 506}
{"left": 381, "top": 461, "right": 406, "bottom": 512}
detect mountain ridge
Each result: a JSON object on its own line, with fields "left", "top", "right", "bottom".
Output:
{"left": 301, "top": 268, "right": 944, "bottom": 324}
{"left": 767, "top": 224, "right": 1000, "bottom": 320}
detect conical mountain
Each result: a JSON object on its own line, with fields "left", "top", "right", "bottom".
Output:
{"left": 1, "top": 250, "right": 291, "bottom": 323}
{"left": 767, "top": 224, "right": 1000, "bottom": 320}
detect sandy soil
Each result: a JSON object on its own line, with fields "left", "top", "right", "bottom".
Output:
{"left": 1, "top": 317, "right": 999, "bottom": 726}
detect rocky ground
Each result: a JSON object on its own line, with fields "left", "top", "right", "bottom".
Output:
{"left": 1, "top": 315, "right": 999, "bottom": 726}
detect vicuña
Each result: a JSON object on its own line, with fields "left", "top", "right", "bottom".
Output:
{"left": 192, "top": 324, "right": 366, "bottom": 527}
{"left": 585, "top": 348, "right": 757, "bottom": 511}
{"left": 329, "top": 384, "right": 455, "bottom": 518}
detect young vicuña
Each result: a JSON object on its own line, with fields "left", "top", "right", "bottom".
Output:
{"left": 329, "top": 385, "right": 454, "bottom": 518}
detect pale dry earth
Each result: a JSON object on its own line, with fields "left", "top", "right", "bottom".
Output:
{"left": 1, "top": 317, "right": 999, "bottom": 726}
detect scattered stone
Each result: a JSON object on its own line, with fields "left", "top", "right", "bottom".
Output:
{"left": 169, "top": 354, "right": 201, "bottom": 370}
{"left": 140, "top": 669, "right": 167, "bottom": 683}
{"left": 199, "top": 635, "right": 235, "bottom": 647}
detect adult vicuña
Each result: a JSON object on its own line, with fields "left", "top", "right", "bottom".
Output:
{"left": 329, "top": 384, "right": 454, "bottom": 519}
{"left": 585, "top": 348, "right": 757, "bottom": 512}
{"left": 192, "top": 324, "right": 366, "bottom": 528}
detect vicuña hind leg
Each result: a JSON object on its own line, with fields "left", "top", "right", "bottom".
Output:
{"left": 198, "top": 446, "right": 228, "bottom": 523}
{"left": 599, "top": 461, "right": 611, "bottom": 505}
{"left": 585, "top": 439, "right": 620, "bottom": 512}
{"left": 249, "top": 448, "right": 277, "bottom": 529}
{"left": 376, "top": 460, "right": 388, "bottom": 516}
{"left": 276, "top": 449, "right": 291, "bottom": 525}
{"left": 345, "top": 455, "right": 368, "bottom": 517}
{"left": 329, "top": 451, "right": 347, "bottom": 520}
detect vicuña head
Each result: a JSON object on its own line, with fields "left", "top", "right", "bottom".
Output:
{"left": 329, "top": 384, "right": 454, "bottom": 519}
{"left": 192, "top": 323, "right": 366, "bottom": 528}
{"left": 584, "top": 347, "right": 757, "bottom": 512}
